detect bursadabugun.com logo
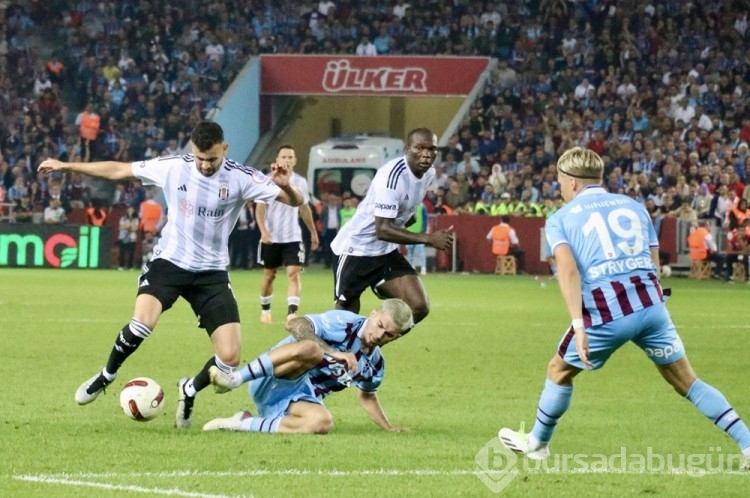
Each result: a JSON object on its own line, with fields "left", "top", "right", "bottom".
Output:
{"left": 475, "top": 441, "right": 744, "bottom": 494}
{"left": 474, "top": 438, "right": 519, "bottom": 493}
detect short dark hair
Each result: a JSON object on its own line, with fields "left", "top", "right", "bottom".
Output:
{"left": 406, "top": 127, "right": 435, "bottom": 145}
{"left": 277, "top": 144, "right": 295, "bottom": 154}
{"left": 190, "top": 121, "right": 224, "bottom": 151}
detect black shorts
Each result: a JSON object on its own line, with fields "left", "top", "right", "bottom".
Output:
{"left": 333, "top": 249, "right": 416, "bottom": 302}
{"left": 136, "top": 258, "right": 240, "bottom": 334}
{"left": 260, "top": 241, "right": 305, "bottom": 269}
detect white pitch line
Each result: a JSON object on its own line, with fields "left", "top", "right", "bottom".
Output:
{"left": 12, "top": 475, "right": 249, "bottom": 498}
{"left": 16, "top": 467, "right": 749, "bottom": 479}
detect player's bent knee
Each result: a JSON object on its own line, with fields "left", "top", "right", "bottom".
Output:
{"left": 217, "top": 351, "right": 241, "bottom": 368}
{"left": 546, "top": 355, "right": 577, "bottom": 385}
{"left": 307, "top": 410, "right": 333, "bottom": 434}
{"left": 296, "top": 340, "right": 324, "bottom": 365}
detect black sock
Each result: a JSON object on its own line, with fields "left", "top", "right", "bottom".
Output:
{"left": 191, "top": 357, "right": 217, "bottom": 394}
{"left": 288, "top": 304, "right": 298, "bottom": 315}
{"left": 105, "top": 320, "right": 150, "bottom": 374}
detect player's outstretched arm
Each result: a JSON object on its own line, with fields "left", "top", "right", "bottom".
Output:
{"left": 357, "top": 390, "right": 409, "bottom": 432}
{"left": 38, "top": 159, "right": 135, "bottom": 181}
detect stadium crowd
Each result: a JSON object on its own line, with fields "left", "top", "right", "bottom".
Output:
{"left": 1, "top": 0, "right": 750, "bottom": 255}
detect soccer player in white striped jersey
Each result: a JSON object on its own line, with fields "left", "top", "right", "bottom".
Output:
{"left": 256, "top": 145, "right": 319, "bottom": 325}
{"left": 38, "top": 121, "right": 303, "bottom": 429}
{"left": 202, "top": 298, "right": 414, "bottom": 434}
{"left": 330, "top": 128, "right": 454, "bottom": 328}
{"left": 499, "top": 147, "right": 750, "bottom": 469}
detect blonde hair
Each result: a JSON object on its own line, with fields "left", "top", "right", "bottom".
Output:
{"left": 380, "top": 298, "right": 414, "bottom": 333}
{"left": 556, "top": 146, "right": 604, "bottom": 181}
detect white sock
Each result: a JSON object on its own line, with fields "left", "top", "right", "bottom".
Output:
{"left": 183, "top": 378, "right": 197, "bottom": 397}
{"left": 527, "top": 433, "right": 542, "bottom": 450}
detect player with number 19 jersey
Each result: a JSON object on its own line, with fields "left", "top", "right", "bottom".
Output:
{"left": 545, "top": 185, "right": 664, "bottom": 328}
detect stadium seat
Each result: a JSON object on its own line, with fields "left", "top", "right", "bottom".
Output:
{"left": 732, "top": 262, "right": 746, "bottom": 282}
{"left": 495, "top": 255, "right": 516, "bottom": 275}
{"left": 689, "top": 260, "right": 711, "bottom": 280}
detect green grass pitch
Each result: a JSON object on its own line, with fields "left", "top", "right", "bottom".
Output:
{"left": 0, "top": 268, "right": 748, "bottom": 497}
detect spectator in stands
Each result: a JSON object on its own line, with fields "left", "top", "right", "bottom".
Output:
{"left": 729, "top": 198, "right": 750, "bottom": 231}
{"left": 6, "top": 175, "right": 27, "bottom": 203}
{"left": 43, "top": 197, "right": 66, "bottom": 224}
{"left": 355, "top": 36, "right": 378, "bottom": 56}
{"left": 710, "top": 185, "right": 731, "bottom": 227}
{"left": 13, "top": 194, "right": 34, "bottom": 223}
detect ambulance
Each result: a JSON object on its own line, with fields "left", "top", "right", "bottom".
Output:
{"left": 306, "top": 136, "right": 405, "bottom": 200}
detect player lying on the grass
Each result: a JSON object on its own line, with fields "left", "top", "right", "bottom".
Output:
{"left": 203, "top": 298, "right": 413, "bottom": 434}
{"left": 498, "top": 147, "right": 750, "bottom": 470}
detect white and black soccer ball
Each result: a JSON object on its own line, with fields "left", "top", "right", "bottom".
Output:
{"left": 661, "top": 265, "right": 672, "bottom": 278}
{"left": 119, "top": 377, "right": 165, "bottom": 421}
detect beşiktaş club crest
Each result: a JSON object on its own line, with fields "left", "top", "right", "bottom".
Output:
{"left": 219, "top": 184, "right": 229, "bottom": 200}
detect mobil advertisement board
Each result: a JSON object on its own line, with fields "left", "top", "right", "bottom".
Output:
{"left": 0, "top": 224, "right": 112, "bottom": 269}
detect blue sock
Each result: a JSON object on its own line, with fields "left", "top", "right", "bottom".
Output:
{"left": 240, "top": 415, "right": 282, "bottom": 433}
{"left": 238, "top": 353, "right": 274, "bottom": 383}
{"left": 531, "top": 378, "right": 573, "bottom": 446}
{"left": 686, "top": 379, "right": 750, "bottom": 451}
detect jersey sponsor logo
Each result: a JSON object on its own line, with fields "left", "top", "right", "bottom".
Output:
{"left": 644, "top": 342, "right": 683, "bottom": 359}
{"left": 374, "top": 203, "right": 397, "bottom": 211}
{"left": 178, "top": 184, "right": 187, "bottom": 192}
{"left": 197, "top": 207, "right": 225, "bottom": 218}
{"left": 219, "top": 184, "right": 229, "bottom": 200}
{"left": 322, "top": 59, "right": 427, "bottom": 93}
{"left": 179, "top": 199, "right": 195, "bottom": 216}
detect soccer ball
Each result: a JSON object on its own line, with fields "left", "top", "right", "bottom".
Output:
{"left": 661, "top": 265, "right": 672, "bottom": 278}
{"left": 119, "top": 377, "right": 165, "bottom": 421}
